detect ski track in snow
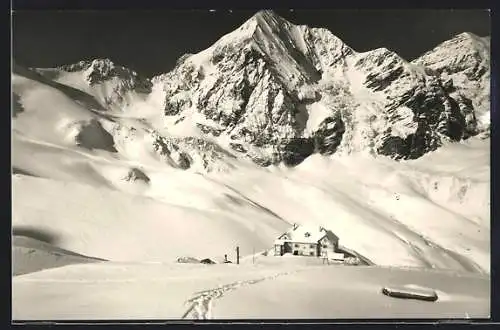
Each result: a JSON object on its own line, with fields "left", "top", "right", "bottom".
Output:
{"left": 181, "top": 269, "right": 305, "bottom": 320}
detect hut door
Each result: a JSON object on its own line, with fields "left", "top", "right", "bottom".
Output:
{"left": 284, "top": 242, "right": 292, "bottom": 254}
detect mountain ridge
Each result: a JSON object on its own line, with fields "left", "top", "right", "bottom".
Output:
{"left": 16, "top": 10, "right": 490, "bottom": 168}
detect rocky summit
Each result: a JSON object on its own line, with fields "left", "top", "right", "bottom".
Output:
{"left": 150, "top": 10, "right": 490, "bottom": 166}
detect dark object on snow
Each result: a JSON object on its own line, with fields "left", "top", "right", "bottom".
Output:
{"left": 224, "top": 260, "right": 233, "bottom": 263}
{"left": 381, "top": 285, "right": 438, "bottom": 302}
{"left": 176, "top": 257, "right": 199, "bottom": 264}
{"left": 200, "top": 258, "right": 216, "bottom": 264}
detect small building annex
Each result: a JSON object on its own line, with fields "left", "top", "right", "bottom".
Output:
{"left": 274, "top": 224, "right": 340, "bottom": 257}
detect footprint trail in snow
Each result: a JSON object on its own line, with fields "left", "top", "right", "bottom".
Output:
{"left": 181, "top": 270, "right": 301, "bottom": 319}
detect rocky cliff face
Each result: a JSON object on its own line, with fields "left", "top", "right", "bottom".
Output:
{"left": 412, "top": 32, "right": 490, "bottom": 131}
{"left": 150, "top": 11, "right": 489, "bottom": 165}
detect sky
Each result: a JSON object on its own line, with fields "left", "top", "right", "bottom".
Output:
{"left": 12, "top": 9, "right": 490, "bottom": 77}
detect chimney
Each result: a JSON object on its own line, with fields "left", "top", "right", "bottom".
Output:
{"left": 293, "top": 223, "right": 298, "bottom": 230}
{"left": 319, "top": 226, "right": 324, "bottom": 232}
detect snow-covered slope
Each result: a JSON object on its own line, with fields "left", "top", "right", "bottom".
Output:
{"left": 13, "top": 261, "right": 489, "bottom": 320}
{"left": 12, "top": 236, "right": 106, "bottom": 276}
{"left": 12, "top": 138, "right": 490, "bottom": 272}
{"left": 212, "top": 264, "right": 489, "bottom": 319}
{"left": 11, "top": 58, "right": 490, "bottom": 272}
{"left": 12, "top": 174, "right": 290, "bottom": 262}
{"left": 212, "top": 137, "right": 489, "bottom": 273}
{"left": 12, "top": 64, "right": 240, "bottom": 173}
{"left": 12, "top": 10, "right": 490, "bottom": 276}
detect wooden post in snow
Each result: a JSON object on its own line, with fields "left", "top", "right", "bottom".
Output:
{"left": 236, "top": 246, "right": 240, "bottom": 265}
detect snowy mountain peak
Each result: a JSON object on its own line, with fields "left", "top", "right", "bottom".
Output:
{"left": 248, "top": 9, "right": 293, "bottom": 30}
{"left": 59, "top": 58, "right": 115, "bottom": 73}
{"left": 236, "top": 10, "right": 291, "bottom": 34}
{"left": 28, "top": 57, "right": 153, "bottom": 111}
{"left": 449, "top": 32, "right": 491, "bottom": 57}
{"left": 251, "top": 9, "right": 282, "bottom": 20}
{"left": 454, "top": 31, "right": 487, "bottom": 42}
{"left": 412, "top": 31, "right": 490, "bottom": 130}
{"left": 85, "top": 59, "right": 138, "bottom": 85}
{"left": 481, "top": 35, "right": 491, "bottom": 44}
{"left": 152, "top": 9, "right": 355, "bottom": 101}
{"left": 426, "top": 32, "right": 490, "bottom": 55}
{"left": 197, "top": 10, "right": 290, "bottom": 51}
{"left": 87, "top": 58, "right": 117, "bottom": 75}
{"left": 149, "top": 14, "right": 489, "bottom": 165}
{"left": 413, "top": 32, "right": 490, "bottom": 72}
{"left": 51, "top": 58, "right": 146, "bottom": 87}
